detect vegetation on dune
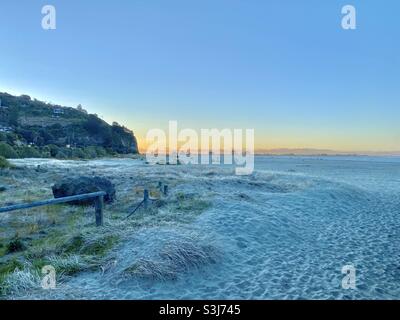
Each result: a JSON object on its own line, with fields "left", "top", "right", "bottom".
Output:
{"left": 0, "top": 189, "right": 214, "bottom": 297}
{"left": 123, "top": 239, "right": 219, "bottom": 282}
{"left": 0, "top": 226, "right": 121, "bottom": 297}
{"left": 0, "top": 259, "right": 24, "bottom": 296}
{"left": 61, "top": 233, "right": 119, "bottom": 257}
{"left": 0, "top": 189, "right": 120, "bottom": 297}
{"left": 0, "top": 163, "right": 214, "bottom": 299}
{"left": 174, "top": 192, "right": 212, "bottom": 215}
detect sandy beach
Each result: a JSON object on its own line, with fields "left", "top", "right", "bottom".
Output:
{"left": 1, "top": 156, "right": 400, "bottom": 299}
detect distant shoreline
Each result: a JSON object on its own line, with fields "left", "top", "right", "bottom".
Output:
{"left": 254, "top": 153, "right": 400, "bottom": 157}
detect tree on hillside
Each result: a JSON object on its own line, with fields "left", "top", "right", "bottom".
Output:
{"left": 8, "top": 108, "right": 19, "bottom": 126}
{"left": 77, "top": 104, "right": 88, "bottom": 114}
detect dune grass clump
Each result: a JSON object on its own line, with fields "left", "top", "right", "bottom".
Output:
{"left": 142, "top": 192, "right": 212, "bottom": 226}
{"left": 160, "top": 241, "right": 218, "bottom": 271}
{"left": 25, "top": 231, "right": 120, "bottom": 272}
{"left": 0, "top": 259, "right": 24, "bottom": 295}
{"left": 1, "top": 264, "right": 41, "bottom": 297}
{"left": 46, "top": 254, "right": 90, "bottom": 277}
{"left": 0, "top": 232, "right": 121, "bottom": 298}
{"left": 61, "top": 233, "right": 119, "bottom": 257}
{"left": 0, "top": 260, "right": 37, "bottom": 297}
{"left": 123, "top": 237, "right": 220, "bottom": 281}
{"left": 124, "top": 258, "right": 177, "bottom": 281}
{"left": 0, "top": 228, "right": 122, "bottom": 298}
{"left": 174, "top": 192, "right": 212, "bottom": 215}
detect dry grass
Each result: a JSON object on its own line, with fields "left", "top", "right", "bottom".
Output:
{"left": 0, "top": 161, "right": 214, "bottom": 298}
{"left": 123, "top": 236, "right": 220, "bottom": 282}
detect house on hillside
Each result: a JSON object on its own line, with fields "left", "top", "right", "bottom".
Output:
{"left": 53, "top": 107, "right": 65, "bottom": 118}
{"left": 0, "top": 125, "right": 13, "bottom": 133}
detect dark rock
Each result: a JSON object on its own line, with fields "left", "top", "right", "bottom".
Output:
{"left": 52, "top": 176, "right": 116, "bottom": 205}
{"left": 35, "top": 165, "right": 47, "bottom": 173}
{"left": 0, "top": 186, "right": 6, "bottom": 192}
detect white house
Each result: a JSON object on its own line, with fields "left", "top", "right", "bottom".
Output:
{"left": 53, "top": 107, "right": 64, "bottom": 114}
{"left": 52, "top": 107, "right": 65, "bottom": 118}
{"left": 0, "top": 126, "right": 13, "bottom": 133}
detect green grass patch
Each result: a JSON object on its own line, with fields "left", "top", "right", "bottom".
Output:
{"left": 62, "top": 234, "right": 119, "bottom": 257}
{"left": 173, "top": 193, "right": 212, "bottom": 215}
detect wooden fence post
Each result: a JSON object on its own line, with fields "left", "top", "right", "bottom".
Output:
{"left": 143, "top": 189, "right": 149, "bottom": 209}
{"left": 95, "top": 195, "right": 104, "bottom": 226}
{"left": 163, "top": 185, "right": 168, "bottom": 196}
{"left": 158, "top": 181, "right": 162, "bottom": 191}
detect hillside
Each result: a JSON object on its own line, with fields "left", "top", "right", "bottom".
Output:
{"left": 0, "top": 92, "right": 138, "bottom": 159}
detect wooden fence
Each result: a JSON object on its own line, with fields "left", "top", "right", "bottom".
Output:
{"left": 0, "top": 182, "right": 170, "bottom": 225}
{"left": 0, "top": 191, "right": 106, "bottom": 226}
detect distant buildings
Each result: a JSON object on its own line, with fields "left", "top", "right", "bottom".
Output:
{"left": 53, "top": 108, "right": 64, "bottom": 114}
{"left": 0, "top": 126, "right": 13, "bottom": 133}
{"left": 0, "top": 99, "right": 10, "bottom": 131}
{"left": 53, "top": 107, "right": 65, "bottom": 118}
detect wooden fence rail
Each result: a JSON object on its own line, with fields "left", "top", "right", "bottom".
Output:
{"left": 0, "top": 191, "right": 107, "bottom": 227}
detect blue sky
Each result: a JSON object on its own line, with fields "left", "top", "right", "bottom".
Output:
{"left": 0, "top": 0, "right": 399, "bottom": 152}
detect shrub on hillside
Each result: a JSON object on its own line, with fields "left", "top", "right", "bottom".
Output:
{"left": 0, "top": 132, "right": 21, "bottom": 146}
{"left": 0, "top": 156, "right": 11, "bottom": 169}
{"left": 84, "top": 146, "right": 98, "bottom": 159}
{"left": 43, "top": 144, "right": 59, "bottom": 157}
{"left": 17, "top": 146, "right": 42, "bottom": 158}
{"left": 71, "top": 148, "right": 86, "bottom": 159}
{"left": 95, "top": 146, "right": 108, "bottom": 157}
{"left": 56, "top": 150, "right": 68, "bottom": 159}
{"left": 0, "top": 143, "right": 18, "bottom": 159}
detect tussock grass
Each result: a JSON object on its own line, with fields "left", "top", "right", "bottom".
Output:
{"left": 46, "top": 254, "right": 91, "bottom": 277}
{"left": 123, "top": 236, "right": 219, "bottom": 281}
{"left": 0, "top": 262, "right": 40, "bottom": 297}
{"left": 0, "top": 259, "right": 24, "bottom": 295}
{"left": 61, "top": 233, "right": 119, "bottom": 257}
